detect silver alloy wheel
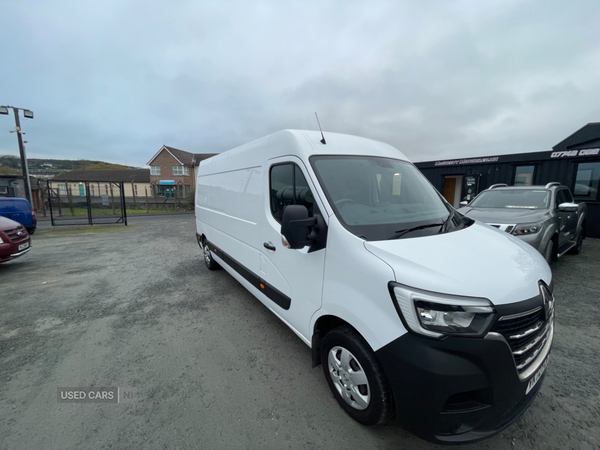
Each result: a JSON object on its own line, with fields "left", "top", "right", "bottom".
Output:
{"left": 328, "top": 346, "right": 371, "bottom": 410}
{"left": 203, "top": 244, "right": 212, "bottom": 266}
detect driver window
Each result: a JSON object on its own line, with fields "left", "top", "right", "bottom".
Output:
{"left": 270, "top": 163, "right": 315, "bottom": 223}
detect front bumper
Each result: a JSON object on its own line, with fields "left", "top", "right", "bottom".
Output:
{"left": 376, "top": 324, "right": 552, "bottom": 444}
{"left": 0, "top": 242, "right": 31, "bottom": 263}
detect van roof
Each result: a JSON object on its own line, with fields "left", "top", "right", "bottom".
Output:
{"left": 277, "top": 130, "right": 409, "bottom": 161}
{"left": 213, "top": 129, "right": 409, "bottom": 163}
{"left": 199, "top": 130, "right": 411, "bottom": 175}
{"left": 0, "top": 197, "right": 31, "bottom": 205}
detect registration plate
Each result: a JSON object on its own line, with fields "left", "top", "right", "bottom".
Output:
{"left": 526, "top": 357, "right": 549, "bottom": 395}
{"left": 18, "top": 242, "right": 29, "bottom": 251}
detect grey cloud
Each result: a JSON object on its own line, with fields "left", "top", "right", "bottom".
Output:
{"left": 1, "top": 0, "right": 599, "bottom": 166}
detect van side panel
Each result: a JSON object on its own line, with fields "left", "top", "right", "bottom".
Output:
{"left": 197, "top": 167, "right": 263, "bottom": 273}
{"left": 314, "top": 217, "right": 407, "bottom": 351}
{"left": 196, "top": 137, "right": 269, "bottom": 280}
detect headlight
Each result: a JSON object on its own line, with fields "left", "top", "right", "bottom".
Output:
{"left": 0, "top": 236, "right": 3, "bottom": 243}
{"left": 512, "top": 222, "right": 543, "bottom": 236}
{"left": 389, "top": 282, "right": 496, "bottom": 339}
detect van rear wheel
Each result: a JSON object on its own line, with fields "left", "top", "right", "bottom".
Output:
{"left": 203, "top": 242, "right": 220, "bottom": 270}
{"left": 321, "top": 326, "right": 394, "bottom": 426}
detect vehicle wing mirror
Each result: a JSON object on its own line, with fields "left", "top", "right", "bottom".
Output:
{"left": 281, "top": 205, "right": 316, "bottom": 249}
{"left": 459, "top": 200, "right": 469, "bottom": 207}
{"left": 558, "top": 202, "right": 578, "bottom": 212}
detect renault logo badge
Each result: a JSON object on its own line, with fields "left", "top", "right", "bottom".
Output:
{"left": 540, "top": 284, "right": 554, "bottom": 319}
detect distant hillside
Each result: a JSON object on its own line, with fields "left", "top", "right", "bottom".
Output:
{"left": 0, "top": 164, "right": 22, "bottom": 175}
{"left": 0, "top": 155, "right": 137, "bottom": 177}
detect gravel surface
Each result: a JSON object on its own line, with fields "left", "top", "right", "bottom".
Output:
{"left": 1, "top": 217, "right": 599, "bottom": 450}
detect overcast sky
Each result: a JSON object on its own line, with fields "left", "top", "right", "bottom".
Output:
{"left": 1, "top": 0, "right": 599, "bottom": 167}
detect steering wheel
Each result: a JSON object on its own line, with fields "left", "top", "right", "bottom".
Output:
{"left": 335, "top": 198, "right": 355, "bottom": 207}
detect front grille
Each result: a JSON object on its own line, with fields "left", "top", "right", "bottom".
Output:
{"left": 493, "top": 307, "right": 552, "bottom": 373}
{"left": 5, "top": 227, "right": 28, "bottom": 243}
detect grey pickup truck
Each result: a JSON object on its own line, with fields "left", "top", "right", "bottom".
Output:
{"left": 457, "top": 182, "right": 587, "bottom": 264}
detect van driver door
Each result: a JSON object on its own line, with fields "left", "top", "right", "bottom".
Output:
{"left": 259, "top": 158, "right": 327, "bottom": 343}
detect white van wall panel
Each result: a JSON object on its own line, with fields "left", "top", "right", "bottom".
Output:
{"left": 198, "top": 168, "right": 263, "bottom": 222}
{"left": 204, "top": 221, "right": 260, "bottom": 276}
{"left": 315, "top": 218, "right": 407, "bottom": 351}
{"left": 204, "top": 136, "right": 270, "bottom": 175}
{"left": 196, "top": 167, "right": 264, "bottom": 271}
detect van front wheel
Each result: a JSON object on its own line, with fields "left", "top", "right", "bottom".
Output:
{"left": 203, "top": 242, "right": 220, "bottom": 271}
{"left": 321, "top": 326, "right": 394, "bottom": 426}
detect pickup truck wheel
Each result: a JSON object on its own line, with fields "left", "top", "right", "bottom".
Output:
{"left": 203, "top": 242, "right": 220, "bottom": 270}
{"left": 321, "top": 326, "right": 394, "bottom": 426}
{"left": 568, "top": 229, "right": 584, "bottom": 255}
{"left": 543, "top": 239, "right": 554, "bottom": 265}
{"left": 26, "top": 227, "right": 35, "bottom": 235}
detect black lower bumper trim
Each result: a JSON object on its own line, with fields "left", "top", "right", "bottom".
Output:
{"left": 376, "top": 332, "right": 549, "bottom": 444}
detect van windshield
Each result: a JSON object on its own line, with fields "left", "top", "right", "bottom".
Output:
{"left": 311, "top": 156, "right": 461, "bottom": 241}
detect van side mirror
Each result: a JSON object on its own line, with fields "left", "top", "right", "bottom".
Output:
{"left": 558, "top": 202, "right": 578, "bottom": 212}
{"left": 459, "top": 201, "right": 469, "bottom": 207}
{"left": 281, "top": 205, "right": 317, "bottom": 249}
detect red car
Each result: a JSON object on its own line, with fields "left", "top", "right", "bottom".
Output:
{"left": 0, "top": 215, "right": 31, "bottom": 263}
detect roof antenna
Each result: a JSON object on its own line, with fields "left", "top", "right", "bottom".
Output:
{"left": 314, "top": 112, "right": 326, "bottom": 145}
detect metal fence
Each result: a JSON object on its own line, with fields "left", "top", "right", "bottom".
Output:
{"left": 47, "top": 180, "right": 127, "bottom": 226}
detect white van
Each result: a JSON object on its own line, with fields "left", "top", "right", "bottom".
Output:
{"left": 194, "top": 130, "right": 554, "bottom": 444}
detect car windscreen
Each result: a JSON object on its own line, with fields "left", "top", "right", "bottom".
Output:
{"left": 469, "top": 189, "right": 550, "bottom": 209}
{"left": 310, "top": 155, "right": 453, "bottom": 241}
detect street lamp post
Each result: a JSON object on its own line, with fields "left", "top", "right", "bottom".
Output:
{"left": 0, "top": 105, "right": 34, "bottom": 203}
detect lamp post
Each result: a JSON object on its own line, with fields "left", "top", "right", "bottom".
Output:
{"left": 0, "top": 105, "right": 34, "bottom": 203}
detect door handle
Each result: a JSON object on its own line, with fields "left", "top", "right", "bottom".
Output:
{"left": 263, "top": 242, "right": 276, "bottom": 251}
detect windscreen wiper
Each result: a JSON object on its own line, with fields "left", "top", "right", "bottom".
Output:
{"left": 388, "top": 222, "right": 444, "bottom": 240}
{"left": 441, "top": 210, "right": 455, "bottom": 233}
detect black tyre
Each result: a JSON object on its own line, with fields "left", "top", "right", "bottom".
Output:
{"left": 321, "top": 326, "right": 394, "bottom": 426}
{"left": 203, "top": 241, "right": 220, "bottom": 271}
{"left": 543, "top": 239, "right": 554, "bottom": 265}
{"left": 27, "top": 227, "right": 35, "bottom": 235}
{"left": 568, "top": 228, "right": 584, "bottom": 255}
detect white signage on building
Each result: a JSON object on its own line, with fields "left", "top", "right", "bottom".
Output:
{"left": 550, "top": 148, "right": 600, "bottom": 158}
{"left": 434, "top": 156, "right": 499, "bottom": 167}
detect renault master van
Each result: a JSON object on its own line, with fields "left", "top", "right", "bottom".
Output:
{"left": 194, "top": 130, "right": 554, "bottom": 444}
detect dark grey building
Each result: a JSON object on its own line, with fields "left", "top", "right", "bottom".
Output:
{"left": 415, "top": 123, "right": 600, "bottom": 238}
